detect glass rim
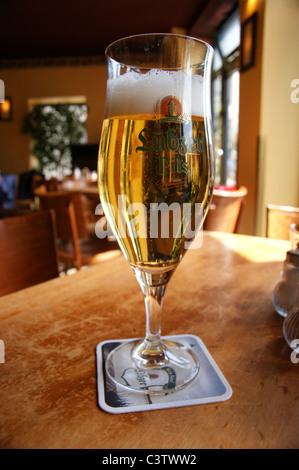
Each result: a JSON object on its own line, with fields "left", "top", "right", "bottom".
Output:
{"left": 105, "top": 32, "right": 214, "bottom": 69}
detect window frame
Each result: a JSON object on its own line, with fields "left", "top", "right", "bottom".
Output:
{"left": 212, "top": 10, "right": 240, "bottom": 186}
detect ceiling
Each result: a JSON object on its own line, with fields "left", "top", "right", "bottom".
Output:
{"left": 1, "top": 0, "right": 237, "bottom": 61}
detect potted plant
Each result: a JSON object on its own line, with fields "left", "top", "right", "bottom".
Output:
{"left": 23, "top": 103, "right": 88, "bottom": 177}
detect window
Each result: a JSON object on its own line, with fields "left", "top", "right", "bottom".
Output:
{"left": 212, "top": 9, "right": 240, "bottom": 187}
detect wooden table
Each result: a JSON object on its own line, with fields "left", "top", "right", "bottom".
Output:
{"left": 61, "top": 178, "right": 99, "bottom": 197}
{"left": 0, "top": 232, "right": 298, "bottom": 449}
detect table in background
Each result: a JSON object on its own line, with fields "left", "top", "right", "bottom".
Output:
{"left": 62, "top": 178, "right": 99, "bottom": 197}
{"left": 0, "top": 232, "right": 298, "bottom": 449}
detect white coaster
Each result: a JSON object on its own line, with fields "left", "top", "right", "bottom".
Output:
{"left": 96, "top": 334, "right": 232, "bottom": 414}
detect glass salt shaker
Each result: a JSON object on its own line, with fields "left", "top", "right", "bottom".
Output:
{"left": 289, "top": 223, "right": 299, "bottom": 251}
{"left": 283, "top": 284, "right": 299, "bottom": 354}
{"left": 272, "top": 247, "right": 299, "bottom": 317}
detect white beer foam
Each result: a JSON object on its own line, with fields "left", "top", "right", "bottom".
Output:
{"left": 105, "top": 69, "right": 204, "bottom": 118}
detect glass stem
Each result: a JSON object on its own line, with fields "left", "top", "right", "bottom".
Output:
{"left": 132, "top": 269, "right": 169, "bottom": 367}
{"left": 144, "top": 284, "right": 165, "bottom": 347}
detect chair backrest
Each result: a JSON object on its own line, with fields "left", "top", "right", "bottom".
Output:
{"left": 203, "top": 186, "right": 248, "bottom": 233}
{"left": 37, "top": 190, "right": 89, "bottom": 239}
{"left": 0, "top": 210, "right": 59, "bottom": 296}
{"left": 17, "top": 170, "right": 45, "bottom": 200}
{"left": 37, "top": 191, "right": 89, "bottom": 270}
{"left": 266, "top": 204, "right": 299, "bottom": 240}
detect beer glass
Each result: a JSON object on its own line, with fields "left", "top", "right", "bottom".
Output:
{"left": 98, "top": 34, "right": 214, "bottom": 394}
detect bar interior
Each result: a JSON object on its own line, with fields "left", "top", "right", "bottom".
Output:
{"left": 0, "top": 0, "right": 298, "bottom": 451}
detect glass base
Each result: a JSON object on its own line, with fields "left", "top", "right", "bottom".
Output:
{"left": 105, "top": 339, "right": 200, "bottom": 395}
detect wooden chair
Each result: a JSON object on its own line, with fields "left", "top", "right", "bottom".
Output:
{"left": 0, "top": 171, "right": 47, "bottom": 217}
{"left": 0, "top": 210, "right": 60, "bottom": 296}
{"left": 37, "top": 190, "right": 119, "bottom": 270}
{"left": 16, "top": 170, "right": 46, "bottom": 215}
{"left": 266, "top": 204, "right": 299, "bottom": 240}
{"left": 203, "top": 186, "right": 248, "bottom": 233}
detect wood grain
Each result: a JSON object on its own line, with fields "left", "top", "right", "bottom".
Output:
{"left": 0, "top": 232, "right": 298, "bottom": 449}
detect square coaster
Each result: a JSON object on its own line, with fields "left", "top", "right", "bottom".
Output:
{"left": 96, "top": 334, "right": 232, "bottom": 414}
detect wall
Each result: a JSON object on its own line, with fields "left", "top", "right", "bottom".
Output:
{"left": 238, "top": 0, "right": 299, "bottom": 236}
{"left": 257, "top": 0, "right": 299, "bottom": 236}
{"left": 0, "top": 62, "right": 107, "bottom": 174}
{"left": 238, "top": 0, "right": 265, "bottom": 235}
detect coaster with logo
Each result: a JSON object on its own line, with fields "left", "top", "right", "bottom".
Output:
{"left": 96, "top": 334, "right": 232, "bottom": 414}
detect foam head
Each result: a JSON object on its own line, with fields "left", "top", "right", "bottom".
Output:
{"left": 105, "top": 69, "right": 204, "bottom": 118}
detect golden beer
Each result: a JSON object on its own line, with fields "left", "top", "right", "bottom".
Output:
{"left": 98, "top": 112, "right": 212, "bottom": 282}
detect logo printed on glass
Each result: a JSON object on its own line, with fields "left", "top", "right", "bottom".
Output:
{"left": 157, "top": 95, "right": 183, "bottom": 121}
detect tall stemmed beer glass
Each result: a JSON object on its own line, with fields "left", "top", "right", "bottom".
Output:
{"left": 98, "top": 34, "right": 214, "bottom": 394}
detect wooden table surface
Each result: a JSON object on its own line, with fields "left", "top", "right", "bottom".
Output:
{"left": 0, "top": 232, "right": 298, "bottom": 449}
